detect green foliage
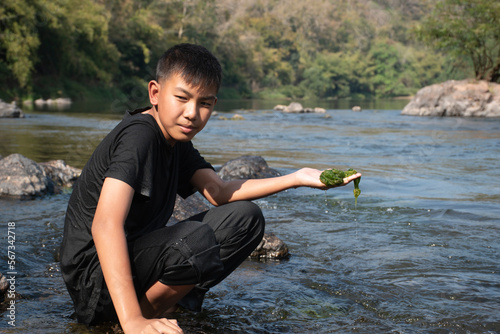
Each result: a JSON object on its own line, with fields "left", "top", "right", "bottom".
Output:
{"left": 416, "top": 0, "right": 500, "bottom": 82}
{"left": 0, "top": 0, "right": 480, "bottom": 101}
{"left": 0, "top": 2, "right": 40, "bottom": 88}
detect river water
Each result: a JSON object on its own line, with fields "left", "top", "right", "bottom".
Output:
{"left": 0, "top": 100, "right": 499, "bottom": 333}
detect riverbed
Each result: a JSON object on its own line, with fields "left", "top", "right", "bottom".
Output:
{"left": 1, "top": 100, "right": 499, "bottom": 333}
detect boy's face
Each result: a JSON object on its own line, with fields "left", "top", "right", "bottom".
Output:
{"left": 148, "top": 72, "right": 217, "bottom": 146}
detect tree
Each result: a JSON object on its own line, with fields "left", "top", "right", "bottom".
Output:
{"left": 415, "top": 0, "right": 500, "bottom": 82}
{"left": 0, "top": 2, "right": 40, "bottom": 88}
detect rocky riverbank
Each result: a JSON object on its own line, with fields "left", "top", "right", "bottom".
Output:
{"left": 402, "top": 80, "right": 500, "bottom": 117}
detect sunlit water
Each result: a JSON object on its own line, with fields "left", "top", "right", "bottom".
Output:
{"left": 1, "top": 100, "right": 499, "bottom": 333}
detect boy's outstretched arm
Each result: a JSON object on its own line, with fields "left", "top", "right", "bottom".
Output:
{"left": 92, "top": 177, "right": 183, "bottom": 334}
{"left": 191, "top": 167, "right": 361, "bottom": 206}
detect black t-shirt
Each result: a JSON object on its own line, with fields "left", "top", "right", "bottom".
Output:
{"left": 60, "top": 107, "right": 213, "bottom": 324}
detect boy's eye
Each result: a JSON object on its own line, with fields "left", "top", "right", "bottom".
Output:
{"left": 176, "top": 95, "right": 188, "bottom": 101}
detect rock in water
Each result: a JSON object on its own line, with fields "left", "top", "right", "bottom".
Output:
{"left": 218, "top": 155, "right": 280, "bottom": 181}
{"left": 168, "top": 193, "right": 211, "bottom": 225}
{"left": 402, "top": 80, "right": 500, "bottom": 117}
{"left": 39, "top": 160, "right": 81, "bottom": 188}
{"left": 0, "top": 100, "right": 24, "bottom": 118}
{"left": 0, "top": 155, "right": 81, "bottom": 199}
{"left": 0, "top": 154, "right": 54, "bottom": 199}
{"left": 250, "top": 232, "right": 289, "bottom": 259}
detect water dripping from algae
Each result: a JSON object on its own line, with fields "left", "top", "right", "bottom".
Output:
{"left": 320, "top": 168, "right": 361, "bottom": 206}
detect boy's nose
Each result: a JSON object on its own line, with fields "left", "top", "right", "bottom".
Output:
{"left": 184, "top": 103, "right": 198, "bottom": 119}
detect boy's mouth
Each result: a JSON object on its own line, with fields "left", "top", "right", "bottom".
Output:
{"left": 179, "top": 124, "right": 196, "bottom": 134}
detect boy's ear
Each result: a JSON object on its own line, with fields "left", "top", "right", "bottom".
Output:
{"left": 148, "top": 80, "right": 160, "bottom": 105}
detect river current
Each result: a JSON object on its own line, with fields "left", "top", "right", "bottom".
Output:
{"left": 0, "top": 100, "right": 499, "bottom": 333}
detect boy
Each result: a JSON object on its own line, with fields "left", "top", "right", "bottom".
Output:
{"left": 60, "top": 43, "right": 360, "bottom": 334}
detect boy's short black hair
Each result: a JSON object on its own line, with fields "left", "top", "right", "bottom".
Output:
{"left": 156, "top": 43, "right": 222, "bottom": 92}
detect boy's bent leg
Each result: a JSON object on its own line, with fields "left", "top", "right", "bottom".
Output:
{"left": 123, "top": 220, "right": 224, "bottom": 318}
{"left": 140, "top": 282, "right": 194, "bottom": 318}
{"left": 202, "top": 201, "right": 265, "bottom": 285}
{"left": 178, "top": 201, "right": 265, "bottom": 311}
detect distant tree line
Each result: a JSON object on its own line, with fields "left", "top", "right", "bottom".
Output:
{"left": 1, "top": 0, "right": 497, "bottom": 101}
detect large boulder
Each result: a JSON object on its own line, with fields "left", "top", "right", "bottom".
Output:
{"left": 0, "top": 154, "right": 54, "bottom": 199}
{"left": 217, "top": 155, "right": 280, "bottom": 181}
{"left": 402, "top": 80, "right": 500, "bottom": 117}
{"left": 0, "top": 100, "right": 24, "bottom": 118}
{"left": 0, "top": 154, "right": 81, "bottom": 199}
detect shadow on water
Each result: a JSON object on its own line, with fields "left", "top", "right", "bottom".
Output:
{"left": 1, "top": 101, "right": 500, "bottom": 333}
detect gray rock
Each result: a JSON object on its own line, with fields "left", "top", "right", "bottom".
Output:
{"left": 273, "top": 102, "right": 303, "bottom": 113}
{"left": 273, "top": 104, "right": 288, "bottom": 111}
{"left": 217, "top": 155, "right": 280, "bottom": 181}
{"left": 286, "top": 102, "right": 304, "bottom": 113}
{"left": 402, "top": 80, "right": 500, "bottom": 117}
{"left": 168, "top": 193, "right": 211, "bottom": 225}
{"left": 0, "top": 154, "right": 82, "bottom": 199}
{"left": 274, "top": 102, "right": 326, "bottom": 114}
{"left": 250, "top": 232, "right": 289, "bottom": 259}
{"left": 34, "top": 97, "right": 72, "bottom": 110}
{"left": 0, "top": 100, "right": 24, "bottom": 118}
{"left": 39, "top": 160, "right": 81, "bottom": 188}
{"left": 0, "top": 154, "right": 54, "bottom": 199}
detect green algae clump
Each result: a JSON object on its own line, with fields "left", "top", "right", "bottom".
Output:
{"left": 320, "top": 168, "right": 361, "bottom": 205}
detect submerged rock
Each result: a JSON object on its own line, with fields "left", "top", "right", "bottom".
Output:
{"left": 402, "top": 80, "right": 500, "bottom": 117}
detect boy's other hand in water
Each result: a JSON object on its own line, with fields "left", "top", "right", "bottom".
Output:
{"left": 124, "top": 316, "right": 183, "bottom": 334}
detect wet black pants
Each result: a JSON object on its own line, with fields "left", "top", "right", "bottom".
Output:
{"left": 94, "top": 201, "right": 265, "bottom": 322}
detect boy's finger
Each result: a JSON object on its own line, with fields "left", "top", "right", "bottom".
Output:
{"left": 343, "top": 173, "right": 361, "bottom": 184}
{"left": 156, "top": 318, "right": 183, "bottom": 333}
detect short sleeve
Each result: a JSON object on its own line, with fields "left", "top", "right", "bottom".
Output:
{"left": 104, "top": 122, "right": 159, "bottom": 197}
{"left": 177, "top": 142, "right": 214, "bottom": 198}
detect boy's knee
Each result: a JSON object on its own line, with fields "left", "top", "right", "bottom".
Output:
{"left": 235, "top": 200, "right": 264, "bottom": 218}
{"left": 232, "top": 201, "right": 265, "bottom": 233}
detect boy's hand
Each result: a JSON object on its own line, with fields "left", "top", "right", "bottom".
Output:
{"left": 124, "top": 316, "right": 183, "bottom": 334}
{"left": 294, "top": 168, "right": 361, "bottom": 190}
